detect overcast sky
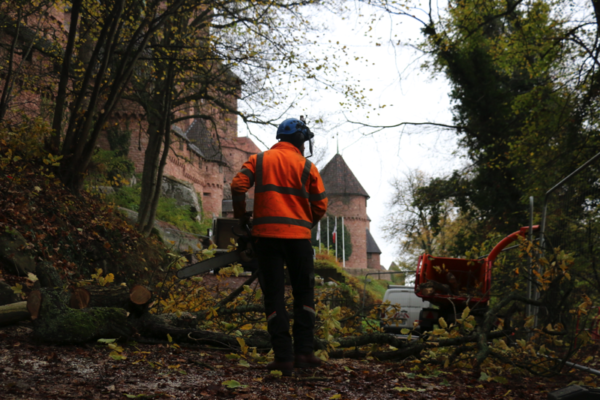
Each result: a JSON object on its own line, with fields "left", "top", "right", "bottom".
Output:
{"left": 238, "top": 1, "right": 463, "bottom": 269}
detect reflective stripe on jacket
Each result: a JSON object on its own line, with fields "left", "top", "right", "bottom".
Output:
{"left": 231, "top": 142, "right": 328, "bottom": 239}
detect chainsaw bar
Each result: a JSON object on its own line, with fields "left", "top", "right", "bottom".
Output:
{"left": 176, "top": 251, "right": 242, "bottom": 279}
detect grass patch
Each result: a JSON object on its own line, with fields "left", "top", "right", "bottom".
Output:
{"left": 356, "top": 276, "right": 388, "bottom": 301}
{"left": 106, "top": 181, "right": 212, "bottom": 235}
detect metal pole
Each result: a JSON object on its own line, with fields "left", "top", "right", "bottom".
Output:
{"left": 335, "top": 216, "right": 338, "bottom": 261}
{"left": 327, "top": 216, "right": 329, "bottom": 253}
{"left": 318, "top": 220, "right": 321, "bottom": 253}
{"left": 342, "top": 216, "right": 345, "bottom": 268}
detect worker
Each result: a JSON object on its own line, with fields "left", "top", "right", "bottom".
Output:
{"left": 230, "top": 117, "right": 328, "bottom": 376}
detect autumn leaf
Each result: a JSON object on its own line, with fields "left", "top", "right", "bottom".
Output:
{"left": 221, "top": 380, "right": 246, "bottom": 389}
{"left": 238, "top": 359, "right": 250, "bottom": 367}
{"left": 393, "top": 386, "right": 426, "bottom": 392}
{"left": 439, "top": 317, "right": 448, "bottom": 329}
{"left": 461, "top": 307, "right": 471, "bottom": 320}
{"left": 109, "top": 351, "right": 125, "bottom": 361}
{"left": 11, "top": 283, "right": 23, "bottom": 295}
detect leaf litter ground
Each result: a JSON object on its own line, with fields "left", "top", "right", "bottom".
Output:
{"left": 1, "top": 323, "right": 594, "bottom": 399}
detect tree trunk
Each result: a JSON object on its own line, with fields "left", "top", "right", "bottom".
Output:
{"left": 0, "top": 301, "right": 29, "bottom": 326}
{"left": 56, "top": 0, "right": 174, "bottom": 193}
{"left": 50, "top": 0, "right": 82, "bottom": 151}
{"left": 0, "top": 9, "right": 21, "bottom": 122}
{"left": 137, "top": 120, "right": 164, "bottom": 232}
{"left": 137, "top": 62, "right": 175, "bottom": 236}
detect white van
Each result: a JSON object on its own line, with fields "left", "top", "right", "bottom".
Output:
{"left": 380, "top": 285, "right": 431, "bottom": 334}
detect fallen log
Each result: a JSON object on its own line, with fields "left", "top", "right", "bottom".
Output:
{"left": 130, "top": 284, "right": 152, "bottom": 305}
{"left": 328, "top": 330, "right": 512, "bottom": 361}
{"left": 0, "top": 301, "right": 29, "bottom": 326}
{"left": 32, "top": 288, "right": 134, "bottom": 344}
{"left": 68, "top": 284, "right": 152, "bottom": 317}
{"left": 417, "top": 280, "right": 451, "bottom": 295}
{"left": 134, "top": 313, "right": 272, "bottom": 350}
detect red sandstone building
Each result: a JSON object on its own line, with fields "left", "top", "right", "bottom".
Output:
{"left": 1, "top": 6, "right": 383, "bottom": 269}
{"left": 0, "top": 4, "right": 261, "bottom": 219}
{"left": 320, "top": 154, "right": 383, "bottom": 270}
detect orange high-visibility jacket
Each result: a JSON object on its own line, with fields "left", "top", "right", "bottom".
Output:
{"left": 231, "top": 142, "right": 328, "bottom": 239}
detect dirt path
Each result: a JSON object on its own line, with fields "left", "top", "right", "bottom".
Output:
{"left": 0, "top": 322, "right": 589, "bottom": 400}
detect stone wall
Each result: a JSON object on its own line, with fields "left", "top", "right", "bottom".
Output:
{"left": 344, "top": 268, "right": 392, "bottom": 282}
{"left": 327, "top": 196, "right": 369, "bottom": 269}
{"left": 0, "top": 7, "right": 65, "bottom": 124}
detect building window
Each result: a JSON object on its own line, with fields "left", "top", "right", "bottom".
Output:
{"left": 367, "top": 253, "right": 372, "bottom": 260}
{"left": 203, "top": 192, "right": 211, "bottom": 197}
{"left": 219, "top": 165, "right": 223, "bottom": 173}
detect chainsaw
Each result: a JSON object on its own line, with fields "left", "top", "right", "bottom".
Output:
{"left": 176, "top": 217, "right": 256, "bottom": 279}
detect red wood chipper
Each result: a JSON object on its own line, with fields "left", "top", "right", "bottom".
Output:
{"left": 414, "top": 226, "right": 539, "bottom": 332}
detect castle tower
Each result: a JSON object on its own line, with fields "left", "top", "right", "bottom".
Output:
{"left": 320, "top": 154, "right": 382, "bottom": 269}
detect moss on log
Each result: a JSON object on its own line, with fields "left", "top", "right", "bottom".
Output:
{"left": 62, "top": 285, "right": 153, "bottom": 316}
{"left": 32, "top": 288, "right": 134, "bottom": 344}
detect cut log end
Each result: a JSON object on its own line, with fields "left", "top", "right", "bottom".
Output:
{"left": 69, "top": 288, "right": 90, "bottom": 309}
{"left": 27, "top": 290, "right": 42, "bottom": 320}
{"left": 130, "top": 285, "right": 152, "bottom": 305}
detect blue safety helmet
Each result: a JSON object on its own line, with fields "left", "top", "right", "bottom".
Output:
{"left": 276, "top": 117, "right": 315, "bottom": 157}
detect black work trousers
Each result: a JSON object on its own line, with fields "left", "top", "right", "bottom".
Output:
{"left": 254, "top": 237, "right": 315, "bottom": 362}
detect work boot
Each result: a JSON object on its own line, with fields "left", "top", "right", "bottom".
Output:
{"left": 294, "top": 353, "right": 322, "bottom": 369}
{"left": 266, "top": 360, "right": 294, "bottom": 376}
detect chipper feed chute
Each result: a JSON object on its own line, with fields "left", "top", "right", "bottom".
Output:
{"left": 415, "top": 226, "right": 539, "bottom": 309}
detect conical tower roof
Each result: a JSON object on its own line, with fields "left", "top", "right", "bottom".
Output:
{"left": 320, "top": 154, "right": 369, "bottom": 198}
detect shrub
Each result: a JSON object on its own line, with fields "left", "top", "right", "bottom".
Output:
{"left": 87, "top": 149, "right": 134, "bottom": 187}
